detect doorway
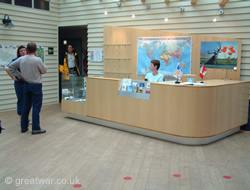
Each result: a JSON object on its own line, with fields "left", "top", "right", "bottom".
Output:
{"left": 58, "top": 26, "right": 88, "bottom": 102}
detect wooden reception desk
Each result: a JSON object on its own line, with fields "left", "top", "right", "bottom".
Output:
{"left": 62, "top": 77, "right": 249, "bottom": 145}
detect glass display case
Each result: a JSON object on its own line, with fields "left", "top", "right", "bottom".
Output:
{"left": 61, "top": 75, "right": 86, "bottom": 103}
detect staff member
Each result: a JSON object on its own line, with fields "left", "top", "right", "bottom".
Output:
{"left": 59, "top": 44, "right": 80, "bottom": 76}
{"left": 145, "top": 59, "right": 164, "bottom": 82}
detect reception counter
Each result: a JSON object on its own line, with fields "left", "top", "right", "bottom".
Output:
{"left": 61, "top": 77, "right": 249, "bottom": 145}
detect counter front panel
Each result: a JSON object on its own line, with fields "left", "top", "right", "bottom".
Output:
{"left": 62, "top": 77, "right": 249, "bottom": 144}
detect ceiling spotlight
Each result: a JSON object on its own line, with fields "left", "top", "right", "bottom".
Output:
{"left": 104, "top": 10, "right": 108, "bottom": 15}
{"left": 2, "top": 14, "right": 14, "bottom": 28}
{"left": 132, "top": 13, "right": 135, "bottom": 18}
{"left": 213, "top": 17, "right": 217, "bottom": 22}
{"left": 180, "top": 7, "right": 185, "bottom": 12}
{"left": 219, "top": 9, "right": 224, "bottom": 15}
{"left": 165, "top": 17, "right": 169, "bottom": 22}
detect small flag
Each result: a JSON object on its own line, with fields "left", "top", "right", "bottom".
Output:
{"left": 199, "top": 64, "right": 207, "bottom": 79}
{"left": 173, "top": 64, "right": 183, "bottom": 80}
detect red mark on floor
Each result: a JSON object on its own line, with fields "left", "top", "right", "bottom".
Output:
{"left": 73, "top": 184, "right": 82, "bottom": 188}
{"left": 124, "top": 177, "right": 132, "bottom": 180}
{"left": 223, "top": 176, "right": 232, "bottom": 179}
{"left": 173, "top": 174, "right": 181, "bottom": 177}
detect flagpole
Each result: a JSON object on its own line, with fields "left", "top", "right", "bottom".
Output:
{"left": 175, "top": 79, "right": 180, "bottom": 84}
{"left": 200, "top": 78, "right": 204, "bottom": 83}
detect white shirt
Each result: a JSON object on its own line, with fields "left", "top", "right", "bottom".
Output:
{"left": 145, "top": 73, "right": 164, "bottom": 82}
{"left": 67, "top": 53, "right": 75, "bottom": 68}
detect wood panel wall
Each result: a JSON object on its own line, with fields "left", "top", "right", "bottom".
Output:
{"left": 58, "top": 0, "right": 250, "bottom": 80}
{"left": 0, "top": 1, "right": 59, "bottom": 112}
{"left": 104, "top": 25, "right": 242, "bottom": 80}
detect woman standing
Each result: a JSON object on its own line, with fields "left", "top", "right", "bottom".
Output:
{"left": 5, "top": 46, "right": 31, "bottom": 125}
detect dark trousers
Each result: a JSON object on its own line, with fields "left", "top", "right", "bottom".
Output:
{"left": 21, "top": 82, "right": 43, "bottom": 131}
{"left": 14, "top": 80, "right": 24, "bottom": 115}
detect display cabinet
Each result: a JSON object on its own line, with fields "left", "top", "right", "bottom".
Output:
{"left": 61, "top": 75, "right": 86, "bottom": 103}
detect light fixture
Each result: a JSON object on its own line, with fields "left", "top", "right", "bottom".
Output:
{"left": 165, "top": 17, "right": 169, "bottom": 22}
{"left": 132, "top": 13, "right": 135, "bottom": 18}
{"left": 63, "top": 40, "right": 67, "bottom": 45}
{"left": 104, "top": 10, "right": 108, "bottom": 15}
{"left": 2, "top": 14, "right": 14, "bottom": 28}
{"left": 213, "top": 17, "right": 217, "bottom": 22}
{"left": 180, "top": 7, "right": 185, "bottom": 12}
{"left": 219, "top": 9, "right": 224, "bottom": 15}
{"left": 117, "top": 2, "right": 121, "bottom": 7}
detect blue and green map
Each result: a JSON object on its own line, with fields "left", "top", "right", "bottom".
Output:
{"left": 137, "top": 37, "right": 192, "bottom": 78}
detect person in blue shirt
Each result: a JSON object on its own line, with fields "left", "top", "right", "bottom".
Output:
{"left": 5, "top": 45, "right": 30, "bottom": 124}
{"left": 145, "top": 59, "right": 164, "bottom": 82}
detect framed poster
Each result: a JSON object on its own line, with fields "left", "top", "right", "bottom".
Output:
{"left": 200, "top": 41, "right": 238, "bottom": 69}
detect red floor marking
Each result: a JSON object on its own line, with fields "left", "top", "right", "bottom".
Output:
{"left": 73, "top": 184, "right": 82, "bottom": 188}
{"left": 173, "top": 174, "right": 181, "bottom": 177}
{"left": 223, "top": 176, "right": 232, "bottom": 179}
{"left": 124, "top": 177, "right": 132, "bottom": 180}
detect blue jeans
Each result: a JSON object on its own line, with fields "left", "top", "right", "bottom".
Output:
{"left": 14, "top": 80, "right": 24, "bottom": 115}
{"left": 21, "top": 82, "right": 43, "bottom": 131}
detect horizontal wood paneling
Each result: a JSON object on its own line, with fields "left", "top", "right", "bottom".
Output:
{"left": 58, "top": 0, "right": 250, "bottom": 80}
{"left": 0, "top": 0, "right": 59, "bottom": 113}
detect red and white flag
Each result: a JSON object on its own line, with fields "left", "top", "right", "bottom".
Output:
{"left": 199, "top": 64, "right": 207, "bottom": 79}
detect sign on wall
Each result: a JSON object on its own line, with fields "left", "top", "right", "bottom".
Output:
{"left": 137, "top": 36, "right": 192, "bottom": 78}
{"left": 48, "top": 47, "right": 54, "bottom": 55}
{"left": 90, "top": 51, "right": 103, "bottom": 62}
{"left": 0, "top": 45, "right": 18, "bottom": 66}
{"left": 0, "top": 44, "right": 45, "bottom": 66}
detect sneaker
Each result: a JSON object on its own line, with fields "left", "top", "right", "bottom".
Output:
{"left": 32, "top": 129, "right": 46, "bottom": 135}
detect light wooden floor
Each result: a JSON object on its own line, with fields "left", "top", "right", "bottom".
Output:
{"left": 0, "top": 104, "right": 250, "bottom": 190}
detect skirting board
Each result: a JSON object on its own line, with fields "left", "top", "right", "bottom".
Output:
{"left": 66, "top": 113, "right": 240, "bottom": 145}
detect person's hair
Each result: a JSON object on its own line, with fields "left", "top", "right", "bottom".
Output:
{"left": 67, "top": 44, "right": 75, "bottom": 53}
{"left": 17, "top": 45, "right": 27, "bottom": 57}
{"left": 151, "top": 59, "right": 160, "bottom": 70}
{"left": 27, "top": 42, "right": 37, "bottom": 53}
{"left": 68, "top": 44, "right": 74, "bottom": 49}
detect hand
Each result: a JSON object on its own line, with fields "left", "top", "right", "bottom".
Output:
{"left": 62, "top": 71, "right": 66, "bottom": 75}
{"left": 14, "top": 78, "right": 19, "bottom": 81}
